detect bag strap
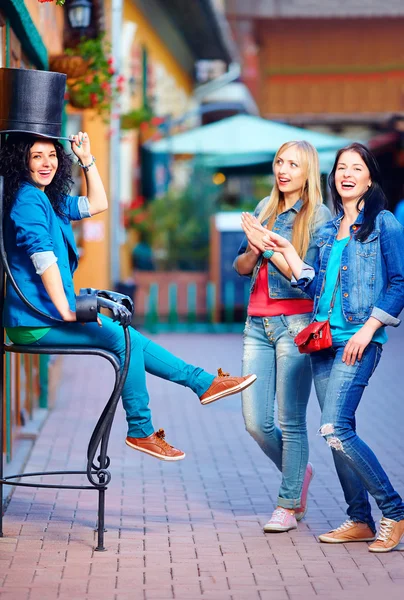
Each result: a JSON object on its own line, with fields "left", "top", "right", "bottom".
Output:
{"left": 327, "top": 271, "right": 341, "bottom": 318}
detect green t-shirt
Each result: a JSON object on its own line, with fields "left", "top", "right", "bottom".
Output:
{"left": 316, "top": 237, "right": 387, "bottom": 345}
{"left": 6, "top": 326, "right": 51, "bottom": 345}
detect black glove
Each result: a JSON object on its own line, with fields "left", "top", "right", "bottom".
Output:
{"left": 97, "top": 289, "right": 134, "bottom": 315}
{"left": 96, "top": 296, "right": 132, "bottom": 327}
{"left": 77, "top": 288, "right": 133, "bottom": 327}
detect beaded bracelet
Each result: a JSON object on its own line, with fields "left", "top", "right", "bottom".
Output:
{"left": 262, "top": 249, "right": 274, "bottom": 259}
{"left": 78, "top": 155, "right": 96, "bottom": 172}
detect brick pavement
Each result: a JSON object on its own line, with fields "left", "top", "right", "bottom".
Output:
{"left": 1, "top": 327, "right": 404, "bottom": 600}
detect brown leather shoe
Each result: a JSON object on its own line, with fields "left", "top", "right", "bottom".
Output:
{"left": 125, "top": 429, "right": 185, "bottom": 461}
{"left": 318, "top": 520, "right": 376, "bottom": 543}
{"left": 368, "top": 517, "right": 404, "bottom": 552}
{"left": 200, "top": 369, "right": 257, "bottom": 405}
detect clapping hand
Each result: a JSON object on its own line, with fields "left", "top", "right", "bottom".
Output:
{"left": 241, "top": 212, "right": 271, "bottom": 254}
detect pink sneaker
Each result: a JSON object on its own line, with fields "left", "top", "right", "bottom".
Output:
{"left": 295, "top": 463, "right": 314, "bottom": 522}
{"left": 263, "top": 508, "right": 297, "bottom": 533}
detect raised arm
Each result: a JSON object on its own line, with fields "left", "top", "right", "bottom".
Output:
{"left": 71, "top": 132, "right": 108, "bottom": 216}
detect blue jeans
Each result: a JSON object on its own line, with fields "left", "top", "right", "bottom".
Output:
{"left": 311, "top": 341, "right": 404, "bottom": 530}
{"left": 242, "top": 315, "right": 312, "bottom": 509}
{"left": 31, "top": 315, "right": 215, "bottom": 438}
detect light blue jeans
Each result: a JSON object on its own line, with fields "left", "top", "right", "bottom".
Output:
{"left": 30, "top": 315, "right": 215, "bottom": 438}
{"left": 311, "top": 341, "right": 404, "bottom": 531}
{"left": 242, "top": 315, "right": 312, "bottom": 509}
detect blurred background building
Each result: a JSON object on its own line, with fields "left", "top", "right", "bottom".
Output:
{"left": 226, "top": 0, "right": 404, "bottom": 207}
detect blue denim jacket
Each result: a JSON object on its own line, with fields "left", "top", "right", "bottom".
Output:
{"left": 294, "top": 210, "right": 404, "bottom": 327}
{"left": 233, "top": 197, "right": 332, "bottom": 300}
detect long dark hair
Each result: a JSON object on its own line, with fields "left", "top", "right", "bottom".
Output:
{"left": 0, "top": 134, "right": 74, "bottom": 217}
{"left": 328, "top": 142, "right": 387, "bottom": 242}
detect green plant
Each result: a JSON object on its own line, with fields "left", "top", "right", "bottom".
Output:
{"left": 38, "top": 0, "right": 65, "bottom": 5}
{"left": 65, "top": 35, "right": 124, "bottom": 117}
{"left": 121, "top": 106, "right": 153, "bottom": 130}
{"left": 124, "top": 197, "right": 153, "bottom": 243}
{"left": 148, "top": 168, "right": 219, "bottom": 271}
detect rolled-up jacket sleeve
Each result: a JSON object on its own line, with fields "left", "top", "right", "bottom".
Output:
{"left": 30, "top": 251, "right": 58, "bottom": 275}
{"left": 63, "top": 195, "right": 91, "bottom": 220}
{"left": 290, "top": 262, "right": 317, "bottom": 300}
{"left": 372, "top": 212, "right": 404, "bottom": 327}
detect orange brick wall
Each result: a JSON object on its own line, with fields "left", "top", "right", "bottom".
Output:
{"left": 254, "top": 18, "right": 404, "bottom": 116}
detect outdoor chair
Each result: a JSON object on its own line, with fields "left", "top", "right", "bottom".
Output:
{"left": 0, "top": 178, "right": 132, "bottom": 551}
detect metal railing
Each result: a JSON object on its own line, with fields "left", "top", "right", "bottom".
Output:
{"left": 2, "top": 351, "right": 49, "bottom": 463}
{"left": 142, "top": 280, "right": 250, "bottom": 333}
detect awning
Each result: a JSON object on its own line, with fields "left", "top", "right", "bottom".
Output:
{"left": 146, "top": 114, "right": 349, "bottom": 173}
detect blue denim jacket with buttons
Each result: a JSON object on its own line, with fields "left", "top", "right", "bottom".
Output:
{"left": 294, "top": 210, "right": 404, "bottom": 327}
{"left": 233, "top": 197, "right": 332, "bottom": 300}
{"left": 3, "top": 182, "right": 84, "bottom": 327}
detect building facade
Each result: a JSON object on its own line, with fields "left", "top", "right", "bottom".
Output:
{"left": 226, "top": 0, "right": 404, "bottom": 207}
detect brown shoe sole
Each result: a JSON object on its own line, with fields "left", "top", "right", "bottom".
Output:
{"left": 368, "top": 541, "right": 403, "bottom": 553}
{"left": 125, "top": 439, "right": 186, "bottom": 461}
{"left": 200, "top": 374, "right": 257, "bottom": 405}
{"left": 318, "top": 533, "right": 376, "bottom": 543}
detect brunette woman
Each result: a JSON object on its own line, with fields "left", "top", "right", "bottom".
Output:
{"left": 0, "top": 132, "right": 256, "bottom": 462}
{"left": 259, "top": 143, "right": 404, "bottom": 552}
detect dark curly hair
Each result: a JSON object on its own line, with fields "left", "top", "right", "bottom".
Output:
{"left": 0, "top": 134, "right": 74, "bottom": 218}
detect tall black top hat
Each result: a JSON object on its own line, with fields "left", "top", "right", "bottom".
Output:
{"left": 0, "top": 68, "right": 71, "bottom": 140}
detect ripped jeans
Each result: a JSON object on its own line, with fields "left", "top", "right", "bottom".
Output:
{"left": 311, "top": 341, "right": 404, "bottom": 530}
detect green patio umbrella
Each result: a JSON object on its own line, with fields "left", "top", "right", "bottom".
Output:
{"left": 146, "top": 114, "right": 349, "bottom": 174}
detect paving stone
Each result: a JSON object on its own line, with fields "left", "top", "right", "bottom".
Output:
{"left": 1, "top": 332, "right": 404, "bottom": 599}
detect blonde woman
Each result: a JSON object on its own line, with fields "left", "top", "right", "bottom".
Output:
{"left": 234, "top": 141, "right": 331, "bottom": 532}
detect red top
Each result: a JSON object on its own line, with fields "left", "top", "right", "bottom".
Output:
{"left": 248, "top": 260, "right": 313, "bottom": 317}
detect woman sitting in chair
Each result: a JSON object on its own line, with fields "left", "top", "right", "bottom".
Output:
{"left": 0, "top": 132, "right": 256, "bottom": 461}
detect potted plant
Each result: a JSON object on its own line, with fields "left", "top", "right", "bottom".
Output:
{"left": 121, "top": 106, "right": 153, "bottom": 130}
{"left": 64, "top": 35, "right": 125, "bottom": 117}
{"left": 38, "top": 0, "right": 65, "bottom": 5}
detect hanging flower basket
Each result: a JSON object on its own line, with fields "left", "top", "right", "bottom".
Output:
{"left": 67, "top": 86, "right": 93, "bottom": 110}
{"left": 49, "top": 55, "right": 90, "bottom": 80}
{"left": 64, "top": 35, "right": 123, "bottom": 118}
{"left": 38, "top": 0, "right": 66, "bottom": 5}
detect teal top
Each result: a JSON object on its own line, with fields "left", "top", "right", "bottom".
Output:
{"left": 316, "top": 237, "right": 387, "bottom": 344}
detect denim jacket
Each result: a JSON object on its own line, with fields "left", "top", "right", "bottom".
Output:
{"left": 294, "top": 210, "right": 404, "bottom": 327}
{"left": 233, "top": 197, "right": 332, "bottom": 300}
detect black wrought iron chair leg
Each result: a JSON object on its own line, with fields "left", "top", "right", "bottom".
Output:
{"left": 95, "top": 488, "right": 106, "bottom": 551}
{"left": 0, "top": 482, "right": 3, "bottom": 538}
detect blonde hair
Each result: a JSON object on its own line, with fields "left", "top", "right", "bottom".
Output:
{"left": 258, "top": 140, "right": 323, "bottom": 259}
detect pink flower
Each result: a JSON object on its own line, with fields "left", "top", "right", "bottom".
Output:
{"left": 108, "top": 67, "right": 115, "bottom": 75}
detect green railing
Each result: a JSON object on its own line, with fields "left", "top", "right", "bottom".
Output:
{"left": 2, "top": 352, "right": 49, "bottom": 463}
{"left": 142, "top": 280, "right": 250, "bottom": 334}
